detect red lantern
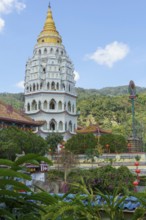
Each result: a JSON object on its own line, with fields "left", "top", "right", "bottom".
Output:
{"left": 134, "top": 161, "right": 139, "bottom": 166}
{"left": 133, "top": 181, "right": 139, "bottom": 186}
{"left": 135, "top": 169, "right": 141, "bottom": 174}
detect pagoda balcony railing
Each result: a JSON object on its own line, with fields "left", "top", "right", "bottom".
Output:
{"left": 25, "top": 89, "right": 77, "bottom": 96}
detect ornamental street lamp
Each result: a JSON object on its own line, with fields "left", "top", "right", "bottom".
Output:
{"left": 128, "top": 80, "right": 137, "bottom": 139}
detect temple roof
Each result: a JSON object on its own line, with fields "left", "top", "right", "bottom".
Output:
{"left": 37, "top": 5, "right": 62, "bottom": 45}
{"left": 0, "top": 101, "right": 44, "bottom": 126}
{"left": 76, "top": 124, "right": 112, "bottom": 135}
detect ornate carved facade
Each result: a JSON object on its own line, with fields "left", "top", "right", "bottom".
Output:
{"left": 24, "top": 5, "right": 78, "bottom": 140}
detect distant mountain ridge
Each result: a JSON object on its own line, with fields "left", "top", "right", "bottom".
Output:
{"left": 0, "top": 85, "right": 146, "bottom": 110}
{"left": 76, "top": 85, "right": 146, "bottom": 96}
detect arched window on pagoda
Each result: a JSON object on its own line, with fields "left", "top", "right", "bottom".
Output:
{"left": 33, "top": 83, "right": 36, "bottom": 91}
{"left": 58, "top": 101, "right": 62, "bottom": 110}
{"left": 47, "top": 82, "right": 50, "bottom": 90}
{"left": 27, "top": 103, "right": 30, "bottom": 111}
{"left": 51, "top": 81, "right": 55, "bottom": 90}
{"left": 43, "top": 100, "right": 47, "bottom": 110}
{"left": 65, "top": 122, "right": 67, "bottom": 131}
{"left": 69, "top": 121, "right": 72, "bottom": 132}
{"left": 38, "top": 49, "right": 41, "bottom": 55}
{"left": 40, "top": 82, "right": 43, "bottom": 90}
{"left": 72, "top": 104, "right": 75, "bottom": 113}
{"left": 59, "top": 121, "right": 63, "bottom": 131}
{"left": 26, "top": 86, "right": 29, "bottom": 92}
{"left": 50, "top": 48, "right": 53, "bottom": 53}
{"left": 31, "top": 100, "right": 37, "bottom": 111}
{"left": 68, "top": 101, "right": 71, "bottom": 112}
{"left": 56, "top": 82, "right": 59, "bottom": 90}
{"left": 44, "top": 48, "right": 47, "bottom": 54}
{"left": 49, "top": 99, "right": 56, "bottom": 110}
{"left": 50, "top": 119, "right": 56, "bottom": 131}
{"left": 62, "top": 83, "right": 65, "bottom": 90}
{"left": 38, "top": 101, "right": 41, "bottom": 110}
{"left": 64, "top": 102, "right": 66, "bottom": 110}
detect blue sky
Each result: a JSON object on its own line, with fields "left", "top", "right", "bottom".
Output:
{"left": 0, "top": 0, "right": 146, "bottom": 93}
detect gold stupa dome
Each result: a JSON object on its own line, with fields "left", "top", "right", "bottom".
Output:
{"left": 37, "top": 4, "right": 62, "bottom": 45}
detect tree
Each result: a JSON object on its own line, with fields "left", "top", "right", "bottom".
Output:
{"left": 89, "top": 165, "right": 134, "bottom": 194}
{"left": 46, "top": 132, "right": 63, "bottom": 153}
{"left": 0, "top": 127, "right": 48, "bottom": 160}
{"left": 57, "top": 149, "right": 79, "bottom": 185}
{"left": 100, "top": 134, "right": 127, "bottom": 153}
{"left": 65, "top": 133, "right": 97, "bottom": 154}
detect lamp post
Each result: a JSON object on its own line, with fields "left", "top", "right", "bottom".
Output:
{"left": 128, "top": 80, "right": 136, "bottom": 139}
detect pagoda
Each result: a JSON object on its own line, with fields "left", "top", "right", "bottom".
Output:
{"left": 24, "top": 5, "right": 78, "bottom": 140}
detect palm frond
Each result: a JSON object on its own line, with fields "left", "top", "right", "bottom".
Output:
{"left": 0, "top": 179, "right": 31, "bottom": 191}
{"left": 14, "top": 154, "right": 53, "bottom": 166}
{"left": 0, "top": 159, "right": 14, "bottom": 166}
{"left": 26, "top": 192, "right": 58, "bottom": 205}
{"left": 0, "top": 208, "right": 16, "bottom": 220}
{"left": 0, "top": 168, "right": 31, "bottom": 180}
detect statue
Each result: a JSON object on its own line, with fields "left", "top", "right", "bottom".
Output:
{"left": 15, "top": 151, "right": 25, "bottom": 161}
{"left": 128, "top": 80, "right": 136, "bottom": 97}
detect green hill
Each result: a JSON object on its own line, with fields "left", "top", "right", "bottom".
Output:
{"left": 1, "top": 86, "right": 146, "bottom": 144}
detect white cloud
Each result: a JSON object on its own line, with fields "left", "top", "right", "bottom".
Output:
{"left": 16, "top": 80, "right": 24, "bottom": 89}
{"left": 0, "top": 0, "right": 26, "bottom": 14}
{"left": 74, "top": 71, "right": 80, "bottom": 81}
{"left": 0, "top": 18, "right": 5, "bottom": 31}
{"left": 0, "top": 0, "right": 26, "bottom": 32}
{"left": 87, "top": 41, "right": 129, "bottom": 68}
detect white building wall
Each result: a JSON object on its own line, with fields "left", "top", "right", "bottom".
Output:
{"left": 24, "top": 42, "right": 78, "bottom": 140}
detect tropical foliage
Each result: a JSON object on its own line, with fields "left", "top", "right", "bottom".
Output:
{"left": 0, "top": 154, "right": 52, "bottom": 220}
{"left": 0, "top": 127, "right": 48, "bottom": 160}
{"left": 65, "top": 133, "right": 97, "bottom": 154}
{"left": 46, "top": 132, "right": 63, "bottom": 153}
{"left": 1, "top": 87, "right": 146, "bottom": 147}
{"left": 0, "top": 155, "right": 145, "bottom": 220}
{"left": 99, "top": 134, "right": 127, "bottom": 153}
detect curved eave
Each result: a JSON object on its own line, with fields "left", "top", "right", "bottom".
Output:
{"left": 76, "top": 130, "right": 112, "bottom": 135}
{"left": 0, "top": 116, "right": 45, "bottom": 127}
{"left": 26, "top": 110, "right": 78, "bottom": 116}
{"left": 37, "top": 129, "right": 76, "bottom": 135}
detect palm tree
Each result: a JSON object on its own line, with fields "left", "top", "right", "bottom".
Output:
{"left": 42, "top": 177, "right": 101, "bottom": 220}
{"left": 0, "top": 154, "right": 52, "bottom": 219}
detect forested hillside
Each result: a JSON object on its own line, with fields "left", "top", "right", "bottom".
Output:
{"left": 1, "top": 86, "right": 146, "bottom": 143}
{"left": 0, "top": 93, "right": 24, "bottom": 109}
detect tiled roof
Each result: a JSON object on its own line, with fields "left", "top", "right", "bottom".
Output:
{"left": 53, "top": 194, "right": 141, "bottom": 211}
{"left": 0, "top": 101, "right": 44, "bottom": 126}
{"left": 76, "top": 124, "right": 112, "bottom": 135}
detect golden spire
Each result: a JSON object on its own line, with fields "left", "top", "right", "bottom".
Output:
{"left": 37, "top": 4, "right": 62, "bottom": 44}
